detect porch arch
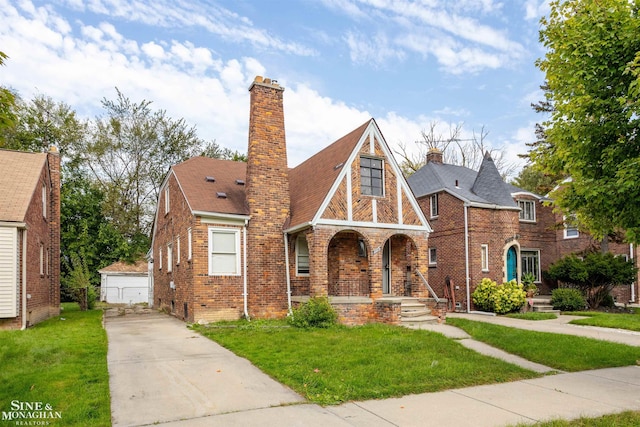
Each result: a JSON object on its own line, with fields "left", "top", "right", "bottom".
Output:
{"left": 327, "top": 230, "right": 371, "bottom": 297}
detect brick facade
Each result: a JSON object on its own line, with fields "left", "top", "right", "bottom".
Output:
{"left": 152, "top": 76, "right": 432, "bottom": 325}
{"left": 0, "top": 148, "right": 60, "bottom": 330}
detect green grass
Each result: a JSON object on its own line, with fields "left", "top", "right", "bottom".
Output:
{"left": 446, "top": 318, "right": 640, "bottom": 372}
{"left": 568, "top": 311, "right": 640, "bottom": 332}
{"left": 505, "top": 312, "right": 558, "bottom": 321}
{"left": 193, "top": 321, "right": 540, "bottom": 405}
{"left": 0, "top": 303, "right": 110, "bottom": 426}
{"left": 512, "top": 410, "right": 640, "bottom": 426}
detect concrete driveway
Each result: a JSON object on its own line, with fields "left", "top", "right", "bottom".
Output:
{"left": 105, "top": 311, "right": 305, "bottom": 426}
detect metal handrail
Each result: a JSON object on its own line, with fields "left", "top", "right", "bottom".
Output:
{"left": 416, "top": 270, "right": 440, "bottom": 303}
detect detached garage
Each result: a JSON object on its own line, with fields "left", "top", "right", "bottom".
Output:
{"left": 99, "top": 260, "right": 150, "bottom": 305}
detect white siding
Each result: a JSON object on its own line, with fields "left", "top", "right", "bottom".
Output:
{"left": 0, "top": 227, "right": 18, "bottom": 318}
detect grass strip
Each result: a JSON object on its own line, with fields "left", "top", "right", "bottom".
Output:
{"left": 446, "top": 318, "right": 640, "bottom": 372}
{"left": 506, "top": 312, "right": 558, "bottom": 321}
{"left": 0, "top": 303, "right": 110, "bottom": 426}
{"left": 193, "top": 321, "right": 539, "bottom": 405}
{"left": 567, "top": 312, "right": 640, "bottom": 332}
{"left": 511, "top": 410, "right": 640, "bottom": 426}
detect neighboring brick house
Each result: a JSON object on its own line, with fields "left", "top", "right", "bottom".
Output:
{"left": 408, "top": 148, "right": 638, "bottom": 311}
{"left": 0, "top": 148, "right": 61, "bottom": 329}
{"left": 151, "top": 76, "right": 432, "bottom": 325}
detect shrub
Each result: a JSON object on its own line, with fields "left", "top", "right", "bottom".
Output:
{"left": 472, "top": 278, "right": 526, "bottom": 314}
{"left": 288, "top": 296, "right": 338, "bottom": 328}
{"left": 551, "top": 288, "right": 586, "bottom": 311}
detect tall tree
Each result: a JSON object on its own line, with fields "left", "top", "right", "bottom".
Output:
{"left": 0, "top": 51, "right": 17, "bottom": 135}
{"left": 533, "top": 0, "right": 640, "bottom": 243}
{"left": 83, "top": 89, "right": 204, "bottom": 244}
{"left": 396, "top": 121, "right": 517, "bottom": 178}
{"left": 1, "top": 94, "right": 87, "bottom": 158}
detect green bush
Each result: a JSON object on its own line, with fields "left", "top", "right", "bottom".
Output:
{"left": 472, "top": 278, "right": 526, "bottom": 314}
{"left": 551, "top": 288, "right": 586, "bottom": 311}
{"left": 288, "top": 296, "right": 338, "bottom": 328}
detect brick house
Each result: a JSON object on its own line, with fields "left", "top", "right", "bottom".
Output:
{"left": 151, "top": 76, "right": 432, "bottom": 325}
{"left": 408, "top": 148, "right": 638, "bottom": 311}
{"left": 0, "top": 148, "right": 61, "bottom": 329}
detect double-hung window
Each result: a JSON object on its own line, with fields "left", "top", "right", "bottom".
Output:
{"left": 208, "top": 228, "right": 240, "bottom": 275}
{"left": 521, "top": 250, "right": 541, "bottom": 282}
{"left": 296, "top": 235, "right": 310, "bottom": 276}
{"left": 429, "top": 248, "right": 437, "bottom": 266}
{"left": 167, "top": 242, "right": 173, "bottom": 272}
{"left": 360, "top": 156, "right": 383, "bottom": 196}
{"left": 564, "top": 214, "right": 579, "bottom": 239}
{"left": 518, "top": 200, "right": 536, "bottom": 222}
{"left": 430, "top": 194, "right": 439, "bottom": 218}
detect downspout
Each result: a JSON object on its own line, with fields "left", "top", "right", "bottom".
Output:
{"left": 283, "top": 232, "right": 292, "bottom": 316}
{"left": 464, "top": 204, "right": 471, "bottom": 313}
{"left": 21, "top": 228, "right": 27, "bottom": 330}
{"left": 243, "top": 220, "right": 250, "bottom": 320}
{"left": 631, "top": 244, "right": 636, "bottom": 303}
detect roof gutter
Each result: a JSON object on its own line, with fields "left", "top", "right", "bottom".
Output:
{"left": 283, "top": 232, "right": 292, "bottom": 316}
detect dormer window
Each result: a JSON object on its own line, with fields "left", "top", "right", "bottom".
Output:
{"left": 518, "top": 200, "right": 536, "bottom": 222}
{"left": 360, "top": 156, "right": 383, "bottom": 196}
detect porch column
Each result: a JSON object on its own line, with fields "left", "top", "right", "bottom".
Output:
{"left": 308, "top": 229, "right": 329, "bottom": 297}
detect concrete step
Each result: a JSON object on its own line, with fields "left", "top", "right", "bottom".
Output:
{"left": 401, "top": 315, "right": 439, "bottom": 326}
{"left": 401, "top": 309, "right": 431, "bottom": 318}
{"left": 532, "top": 304, "right": 561, "bottom": 315}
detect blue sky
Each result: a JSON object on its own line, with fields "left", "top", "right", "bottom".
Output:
{"left": 1, "top": 0, "right": 550, "bottom": 176}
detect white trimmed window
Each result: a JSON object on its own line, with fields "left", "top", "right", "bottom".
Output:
{"left": 521, "top": 250, "right": 541, "bottom": 282}
{"left": 208, "top": 228, "right": 240, "bottom": 275}
{"left": 360, "top": 156, "right": 384, "bottom": 196}
{"left": 481, "top": 244, "right": 489, "bottom": 272}
{"left": 42, "top": 184, "right": 47, "bottom": 219}
{"left": 164, "top": 186, "right": 170, "bottom": 214}
{"left": 296, "top": 235, "right": 310, "bottom": 276}
{"left": 167, "top": 242, "right": 173, "bottom": 272}
{"left": 430, "top": 194, "right": 439, "bottom": 218}
{"left": 187, "top": 228, "right": 192, "bottom": 261}
{"left": 429, "top": 247, "right": 437, "bottom": 265}
{"left": 564, "top": 215, "right": 579, "bottom": 239}
{"left": 159, "top": 247, "right": 162, "bottom": 270}
{"left": 39, "top": 243, "right": 44, "bottom": 275}
{"left": 518, "top": 200, "right": 536, "bottom": 222}
{"left": 176, "top": 236, "right": 181, "bottom": 265}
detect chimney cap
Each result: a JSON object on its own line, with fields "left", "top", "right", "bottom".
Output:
{"left": 249, "top": 75, "right": 284, "bottom": 92}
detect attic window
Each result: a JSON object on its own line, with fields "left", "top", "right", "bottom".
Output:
{"left": 216, "top": 192, "right": 227, "bottom": 199}
{"left": 235, "top": 179, "right": 245, "bottom": 185}
{"left": 206, "top": 176, "right": 216, "bottom": 182}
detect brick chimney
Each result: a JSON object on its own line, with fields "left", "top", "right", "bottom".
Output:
{"left": 47, "top": 146, "right": 61, "bottom": 315}
{"left": 426, "top": 148, "right": 443, "bottom": 164}
{"left": 245, "top": 76, "right": 290, "bottom": 318}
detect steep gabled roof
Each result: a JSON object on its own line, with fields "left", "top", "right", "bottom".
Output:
{"left": 0, "top": 150, "right": 48, "bottom": 222}
{"left": 408, "top": 152, "right": 517, "bottom": 208}
{"left": 288, "top": 121, "right": 369, "bottom": 228}
{"left": 172, "top": 157, "right": 248, "bottom": 216}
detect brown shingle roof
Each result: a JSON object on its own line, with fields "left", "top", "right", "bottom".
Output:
{"left": 288, "top": 120, "right": 370, "bottom": 228}
{"left": 172, "top": 157, "right": 248, "bottom": 216}
{"left": 98, "top": 259, "right": 148, "bottom": 274}
{"left": 0, "top": 150, "right": 48, "bottom": 222}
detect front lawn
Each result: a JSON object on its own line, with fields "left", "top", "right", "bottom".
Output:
{"left": 506, "top": 312, "right": 558, "bottom": 321}
{"left": 446, "top": 318, "right": 640, "bottom": 372}
{"left": 512, "top": 410, "right": 640, "bottom": 426}
{"left": 0, "top": 303, "right": 110, "bottom": 426}
{"left": 193, "top": 321, "right": 540, "bottom": 405}
{"left": 568, "top": 311, "right": 640, "bottom": 332}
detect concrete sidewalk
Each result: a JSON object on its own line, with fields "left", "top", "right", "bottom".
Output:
{"left": 106, "top": 311, "right": 640, "bottom": 427}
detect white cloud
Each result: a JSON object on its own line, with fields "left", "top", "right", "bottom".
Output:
{"left": 524, "top": 0, "right": 550, "bottom": 21}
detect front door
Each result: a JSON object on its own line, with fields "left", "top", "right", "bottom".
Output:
{"left": 506, "top": 246, "right": 517, "bottom": 282}
{"left": 382, "top": 240, "right": 391, "bottom": 294}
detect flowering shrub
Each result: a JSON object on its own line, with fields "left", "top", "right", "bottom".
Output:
{"left": 472, "top": 278, "right": 526, "bottom": 314}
